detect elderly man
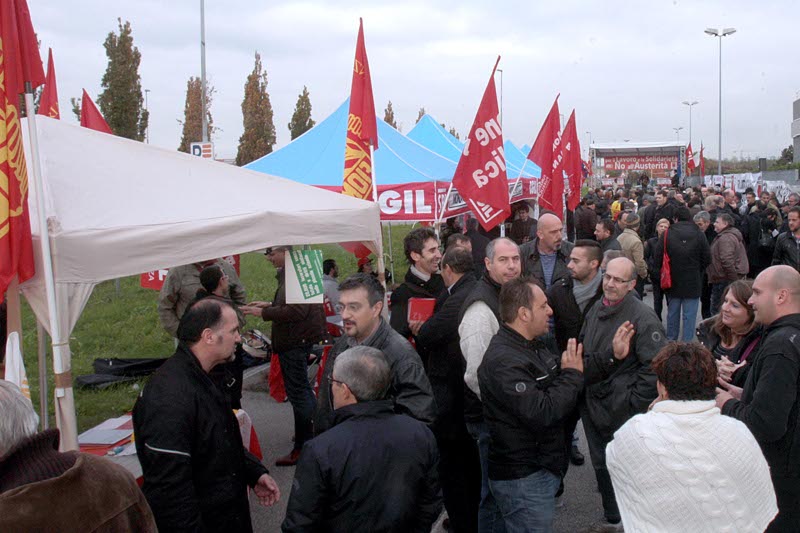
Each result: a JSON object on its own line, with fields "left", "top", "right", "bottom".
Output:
{"left": 242, "top": 246, "right": 328, "bottom": 466}
{"left": 133, "top": 299, "right": 280, "bottom": 532}
{"left": 708, "top": 213, "right": 749, "bottom": 316}
{"left": 315, "top": 274, "right": 435, "bottom": 435}
{"left": 0, "top": 381, "right": 157, "bottom": 532}
{"left": 479, "top": 278, "right": 584, "bottom": 532}
{"left": 580, "top": 257, "right": 667, "bottom": 532}
{"left": 459, "top": 237, "right": 521, "bottom": 532}
{"left": 283, "top": 347, "right": 442, "bottom": 533}
{"left": 390, "top": 228, "right": 445, "bottom": 339}
{"left": 717, "top": 265, "right": 800, "bottom": 532}
{"left": 609, "top": 343, "right": 777, "bottom": 532}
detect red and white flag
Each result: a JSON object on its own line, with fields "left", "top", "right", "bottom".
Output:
{"left": 560, "top": 110, "right": 582, "bottom": 211}
{"left": 80, "top": 89, "right": 113, "bottom": 134}
{"left": 451, "top": 57, "right": 510, "bottom": 231}
{"left": 685, "top": 143, "right": 696, "bottom": 173}
{"left": 528, "top": 96, "right": 563, "bottom": 217}
{"left": 37, "top": 48, "right": 59, "bottom": 119}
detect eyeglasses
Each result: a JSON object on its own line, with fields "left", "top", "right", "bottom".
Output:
{"left": 328, "top": 376, "right": 347, "bottom": 388}
{"left": 603, "top": 273, "right": 635, "bottom": 284}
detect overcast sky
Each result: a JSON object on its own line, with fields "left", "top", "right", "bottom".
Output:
{"left": 33, "top": 0, "right": 799, "bottom": 161}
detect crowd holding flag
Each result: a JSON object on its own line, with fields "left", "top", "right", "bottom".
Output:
{"left": 449, "top": 56, "right": 509, "bottom": 231}
{"left": 528, "top": 95, "right": 563, "bottom": 217}
{"left": 37, "top": 48, "right": 60, "bottom": 119}
{"left": 560, "top": 110, "right": 583, "bottom": 211}
{"left": 80, "top": 89, "right": 113, "bottom": 134}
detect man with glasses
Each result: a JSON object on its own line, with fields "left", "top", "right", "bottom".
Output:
{"left": 579, "top": 257, "right": 666, "bottom": 533}
{"left": 283, "top": 346, "right": 441, "bottom": 532}
{"left": 241, "top": 246, "right": 327, "bottom": 467}
{"left": 313, "top": 273, "right": 435, "bottom": 436}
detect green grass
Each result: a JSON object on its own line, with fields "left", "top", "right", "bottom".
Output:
{"left": 18, "top": 224, "right": 415, "bottom": 432}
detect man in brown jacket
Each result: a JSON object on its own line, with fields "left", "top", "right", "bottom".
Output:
{"left": 708, "top": 213, "right": 749, "bottom": 315}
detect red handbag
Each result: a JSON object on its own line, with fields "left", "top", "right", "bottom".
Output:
{"left": 660, "top": 228, "right": 672, "bottom": 290}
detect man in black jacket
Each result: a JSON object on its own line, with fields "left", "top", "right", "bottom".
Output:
{"left": 390, "top": 227, "right": 444, "bottom": 339}
{"left": 133, "top": 299, "right": 280, "bottom": 532}
{"left": 242, "top": 246, "right": 327, "bottom": 466}
{"left": 595, "top": 219, "right": 621, "bottom": 255}
{"left": 479, "top": 277, "right": 584, "bottom": 532}
{"left": 718, "top": 265, "right": 800, "bottom": 532}
{"left": 411, "top": 247, "right": 480, "bottom": 533}
{"left": 521, "top": 213, "right": 574, "bottom": 291}
{"left": 772, "top": 207, "right": 800, "bottom": 271}
{"left": 465, "top": 217, "right": 491, "bottom": 277}
{"left": 283, "top": 346, "right": 441, "bottom": 533}
{"left": 646, "top": 190, "right": 679, "bottom": 239}
{"left": 314, "top": 274, "right": 436, "bottom": 435}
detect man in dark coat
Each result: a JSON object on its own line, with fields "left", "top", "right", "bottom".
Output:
{"left": 133, "top": 299, "right": 280, "bottom": 532}
{"left": 707, "top": 213, "right": 749, "bottom": 315}
{"left": 772, "top": 207, "right": 800, "bottom": 271}
{"left": 595, "top": 219, "right": 622, "bottom": 255}
{"left": 652, "top": 206, "right": 711, "bottom": 341}
{"left": 646, "top": 190, "right": 679, "bottom": 239}
{"left": 510, "top": 204, "right": 536, "bottom": 245}
{"left": 520, "top": 213, "right": 575, "bottom": 291}
{"left": 742, "top": 202, "right": 778, "bottom": 278}
{"left": 466, "top": 217, "right": 491, "bottom": 277}
{"left": 283, "top": 346, "right": 442, "bottom": 533}
{"left": 242, "top": 246, "right": 328, "bottom": 466}
{"left": 315, "top": 274, "right": 436, "bottom": 435}
{"left": 479, "top": 278, "right": 584, "bottom": 532}
{"left": 718, "top": 266, "right": 800, "bottom": 532}
{"left": 390, "top": 227, "right": 444, "bottom": 339}
{"left": 579, "top": 257, "right": 666, "bottom": 531}
{"left": 411, "top": 247, "right": 480, "bottom": 532}
{"left": 574, "top": 198, "right": 599, "bottom": 240}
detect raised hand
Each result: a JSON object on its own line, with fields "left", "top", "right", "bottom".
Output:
{"left": 612, "top": 321, "right": 636, "bottom": 360}
{"left": 561, "top": 338, "right": 584, "bottom": 373}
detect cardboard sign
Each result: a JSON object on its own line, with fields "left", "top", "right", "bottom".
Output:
{"left": 408, "top": 297, "right": 436, "bottom": 322}
{"left": 286, "top": 249, "right": 324, "bottom": 304}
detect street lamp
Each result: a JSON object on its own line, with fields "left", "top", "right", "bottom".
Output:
{"left": 673, "top": 126, "right": 684, "bottom": 142}
{"left": 705, "top": 27, "right": 736, "bottom": 175}
{"left": 585, "top": 130, "right": 592, "bottom": 158}
{"left": 144, "top": 88, "right": 150, "bottom": 144}
{"left": 682, "top": 100, "right": 699, "bottom": 147}
{"left": 495, "top": 68, "right": 503, "bottom": 128}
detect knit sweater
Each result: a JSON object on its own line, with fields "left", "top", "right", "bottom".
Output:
{"left": 606, "top": 400, "right": 777, "bottom": 533}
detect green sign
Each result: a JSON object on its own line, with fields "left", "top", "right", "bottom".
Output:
{"left": 289, "top": 249, "right": 324, "bottom": 301}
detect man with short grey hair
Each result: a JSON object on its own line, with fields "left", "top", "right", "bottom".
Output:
{"left": 0, "top": 380, "right": 157, "bottom": 531}
{"left": 283, "top": 347, "right": 442, "bottom": 533}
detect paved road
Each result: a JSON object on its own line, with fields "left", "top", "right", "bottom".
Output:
{"left": 243, "top": 288, "right": 701, "bottom": 532}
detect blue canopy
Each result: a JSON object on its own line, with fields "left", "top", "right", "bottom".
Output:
{"left": 406, "top": 114, "right": 463, "bottom": 162}
{"left": 504, "top": 140, "right": 541, "bottom": 178}
{"left": 245, "top": 100, "right": 456, "bottom": 186}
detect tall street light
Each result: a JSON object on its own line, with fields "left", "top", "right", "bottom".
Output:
{"left": 495, "top": 68, "right": 503, "bottom": 128}
{"left": 705, "top": 27, "right": 736, "bottom": 175}
{"left": 144, "top": 88, "right": 150, "bottom": 144}
{"left": 682, "top": 100, "right": 699, "bottom": 147}
{"left": 673, "top": 126, "right": 684, "bottom": 142}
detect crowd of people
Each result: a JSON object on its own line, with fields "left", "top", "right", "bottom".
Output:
{"left": 2, "top": 182, "right": 799, "bottom": 532}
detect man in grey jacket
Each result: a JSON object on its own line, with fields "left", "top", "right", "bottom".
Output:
{"left": 579, "top": 257, "right": 666, "bottom": 532}
{"left": 314, "top": 274, "right": 435, "bottom": 435}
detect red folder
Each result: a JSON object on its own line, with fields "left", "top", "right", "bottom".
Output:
{"left": 408, "top": 297, "right": 436, "bottom": 322}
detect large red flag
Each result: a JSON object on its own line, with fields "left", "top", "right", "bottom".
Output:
{"left": 685, "top": 143, "right": 696, "bottom": 173}
{"left": 37, "top": 48, "right": 59, "bottom": 119}
{"left": 0, "top": 13, "right": 36, "bottom": 295}
{"left": 80, "top": 89, "right": 113, "bottom": 134}
{"left": 342, "top": 18, "right": 378, "bottom": 201}
{"left": 528, "top": 96, "right": 563, "bottom": 217}
{"left": 560, "top": 110, "right": 582, "bottom": 211}
{"left": 451, "top": 57, "right": 509, "bottom": 231}
{"left": 0, "top": 0, "right": 45, "bottom": 101}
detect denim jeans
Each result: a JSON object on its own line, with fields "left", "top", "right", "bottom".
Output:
{"left": 278, "top": 345, "right": 316, "bottom": 450}
{"left": 666, "top": 297, "right": 700, "bottom": 341}
{"left": 710, "top": 281, "right": 732, "bottom": 317}
{"left": 490, "top": 470, "right": 561, "bottom": 533}
{"left": 465, "top": 421, "right": 506, "bottom": 533}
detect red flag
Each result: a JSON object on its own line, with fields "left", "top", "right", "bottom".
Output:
{"left": 528, "top": 96, "right": 563, "bottom": 217}
{"left": 451, "top": 57, "right": 510, "bottom": 231}
{"left": 37, "top": 48, "right": 59, "bottom": 119}
{"left": 342, "top": 18, "right": 378, "bottom": 201}
{"left": 685, "top": 143, "right": 696, "bottom": 173}
{"left": 80, "top": 89, "right": 113, "bottom": 134}
{"left": 560, "top": 110, "right": 582, "bottom": 211}
{"left": 0, "top": 0, "right": 45, "bottom": 101}
{"left": 0, "top": 24, "right": 36, "bottom": 294}
{"left": 700, "top": 143, "right": 705, "bottom": 176}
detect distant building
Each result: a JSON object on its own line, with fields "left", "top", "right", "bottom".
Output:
{"left": 793, "top": 96, "right": 800, "bottom": 162}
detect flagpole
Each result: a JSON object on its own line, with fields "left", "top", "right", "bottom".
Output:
{"left": 24, "top": 86, "right": 79, "bottom": 450}
{"left": 435, "top": 182, "right": 455, "bottom": 230}
{"left": 37, "top": 320, "right": 48, "bottom": 429}
{"left": 370, "top": 145, "right": 386, "bottom": 288}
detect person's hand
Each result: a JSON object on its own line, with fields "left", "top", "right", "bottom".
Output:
{"left": 240, "top": 305, "right": 263, "bottom": 317}
{"left": 716, "top": 356, "right": 746, "bottom": 383}
{"left": 612, "top": 322, "right": 635, "bottom": 360}
{"left": 408, "top": 320, "right": 425, "bottom": 336}
{"left": 717, "top": 377, "right": 743, "bottom": 400}
{"left": 561, "top": 338, "right": 584, "bottom": 373}
{"left": 248, "top": 301, "right": 271, "bottom": 308}
{"left": 253, "top": 474, "right": 280, "bottom": 507}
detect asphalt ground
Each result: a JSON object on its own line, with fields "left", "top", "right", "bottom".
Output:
{"left": 242, "top": 287, "right": 701, "bottom": 532}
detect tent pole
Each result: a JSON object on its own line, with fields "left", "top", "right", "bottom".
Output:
{"left": 37, "top": 320, "right": 48, "bottom": 429}
{"left": 435, "top": 182, "right": 455, "bottom": 231}
{"left": 24, "top": 87, "right": 79, "bottom": 450}
{"left": 370, "top": 145, "right": 386, "bottom": 285}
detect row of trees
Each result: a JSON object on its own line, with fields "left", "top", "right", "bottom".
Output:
{"left": 75, "top": 19, "right": 462, "bottom": 166}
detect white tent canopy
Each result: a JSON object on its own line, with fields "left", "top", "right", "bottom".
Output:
{"left": 20, "top": 117, "right": 381, "bottom": 449}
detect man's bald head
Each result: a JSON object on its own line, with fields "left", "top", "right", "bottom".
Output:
{"left": 536, "top": 213, "right": 564, "bottom": 253}
{"left": 602, "top": 257, "right": 637, "bottom": 303}
{"left": 608, "top": 257, "right": 636, "bottom": 280}
{"left": 749, "top": 266, "right": 800, "bottom": 325}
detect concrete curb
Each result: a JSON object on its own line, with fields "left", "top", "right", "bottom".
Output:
{"left": 243, "top": 361, "right": 270, "bottom": 388}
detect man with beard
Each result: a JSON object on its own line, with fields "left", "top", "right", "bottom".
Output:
{"left": 459, "top": 237, "right": 521, "bottom": 533}
{"left": 314, "top": 274, "right": 435, "bottom": 435}
{"left": 390, "top": 228, "right": 444, "bottom": 339}
{"left": 521, "top": 213, "right": 574, "bottom": 292}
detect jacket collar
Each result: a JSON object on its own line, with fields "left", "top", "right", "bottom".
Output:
{"left": 450, "top": 272, "right": 474, "bottom": 294}
{"left": 598, "top": 291, "right": 635, "bottom": 318}
{"left": 764, "top": 313, "right": 800, "bottom": 335}
{"left": 332, "top": 399, "right": 395, "bottom": 426}
{"left": 498, "top": 323, "right": 544, "bottom": 352}
{"left": 347, "top": 318, "right": 390, "bottom": 349}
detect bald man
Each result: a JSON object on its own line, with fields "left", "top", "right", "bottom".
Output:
{"left": 718, "top": 265, "right": 800, "bottom": 531}
{"left": 520, "top": 213, "right": 574, "bottom": 291}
